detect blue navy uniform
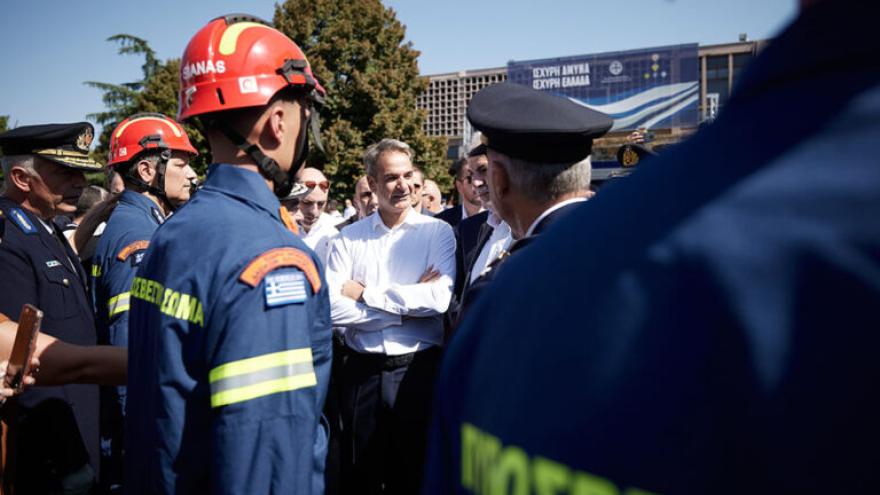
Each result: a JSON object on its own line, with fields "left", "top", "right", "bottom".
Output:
{"left": 426, "top": 2, "right": 880, "bottom": 493}
{"left": 0, "top": 198, "right": 99, "bottom": 490}
{"left": 90, "top": 190, "right": 164, "bottom": 490}
{"left": 125, "top": 164, "right": 332, "bottom": 494}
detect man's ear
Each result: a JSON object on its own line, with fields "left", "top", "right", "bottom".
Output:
{"left": 8, "top": 166, "right": 35, "bottom": 193}
{"left": 261, "top": 100, "right": 291, "bottom": 149}
{"left": 135, "top": 159, "right": 157, "bottom": 185}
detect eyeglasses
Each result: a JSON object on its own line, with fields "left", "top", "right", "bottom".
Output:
{"left": 301, "top": 180, "right": 330, "bottom": 191}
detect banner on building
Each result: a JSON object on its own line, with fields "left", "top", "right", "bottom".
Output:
{"left": 507, "top": 44, "right": 699, "bottom": 131}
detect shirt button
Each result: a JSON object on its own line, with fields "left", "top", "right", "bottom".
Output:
{"left": 62, "top": 278, "right": 70, "bottom": 287}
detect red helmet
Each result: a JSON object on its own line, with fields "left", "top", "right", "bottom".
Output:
{"left": 108, "top": 113, "right": 198, "bottom": 167}
{"left": 178, "top": 14, "right": 324, "bottom": 121}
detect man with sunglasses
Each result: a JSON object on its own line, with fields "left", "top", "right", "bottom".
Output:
{"left": 296, "top": 167, "right": 338, "bottom": 266}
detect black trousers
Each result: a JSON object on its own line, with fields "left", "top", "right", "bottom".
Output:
{"left": 338, "top": 346, "right": 441, "bottom": 495}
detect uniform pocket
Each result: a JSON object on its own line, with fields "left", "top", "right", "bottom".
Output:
{"left": 41, "top": 267, "right": 81, "bottom": 318}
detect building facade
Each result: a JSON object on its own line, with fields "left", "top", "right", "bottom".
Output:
{"left": 417, "top": 39, "right": 766, "bottom": 158}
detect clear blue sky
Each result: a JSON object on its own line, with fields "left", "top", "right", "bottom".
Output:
{"left": 0, "top": 0, "right": 796, "bottom": 133}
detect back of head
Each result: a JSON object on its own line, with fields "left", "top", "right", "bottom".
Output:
{"left": 75, "top": 185, "right": 110, "bottom": 219}
{"left": 178, "top": 14, "right": 326, "bottom": 198}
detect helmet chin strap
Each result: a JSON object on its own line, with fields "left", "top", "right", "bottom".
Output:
{"left": 122, "top": 148, "right": 179, "bottom": 213}
{"left": 214, "top": 101, "right": 322, "bottom": 198}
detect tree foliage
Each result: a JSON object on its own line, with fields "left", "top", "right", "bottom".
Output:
{"left": 88, "top": 4, "right": 449, "bottom": 198}
{"left": 85, "top": 36, "right": 209, "bottom": 175}
{"left": 274, "top": 0, "right": 450, "bottom": 202}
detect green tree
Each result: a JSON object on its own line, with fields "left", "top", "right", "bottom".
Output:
{"left": 274, "top": 0, "right": 450, "bottom": 202}
{"left": 86, "top": 36, "right": 210, "bottom": 175}
{"left": 0, "top": 115, "right": 8, "bottom": 133}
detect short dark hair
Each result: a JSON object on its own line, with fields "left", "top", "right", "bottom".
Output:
{"left": 448, "top": 158, "right": 466, "bottom": 181}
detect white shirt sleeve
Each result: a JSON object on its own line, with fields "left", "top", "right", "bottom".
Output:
{"left": 361, "top": 222, "right": 456, "bottom": 316}
{"left": 326, "top": 234, "right": 402, "bottom": 331}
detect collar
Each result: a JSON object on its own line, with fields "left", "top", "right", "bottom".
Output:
{"left": 202, "top": 164, "right": 283, "bottom": 222}
{"left": 119, "top": 189, "right": 165, "bottom": 224}
{"left": 370, "top": 207, "right": 422, "bottom": 233}
{"left": 525, "top": 198, "right": 586, "bottom": 237}
{"left": 487, "top": 209, "right": 504, "bottom": 229}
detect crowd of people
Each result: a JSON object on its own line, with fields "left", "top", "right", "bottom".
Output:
{"left": 1, "top": 0, "right": 878, "bottom": 493}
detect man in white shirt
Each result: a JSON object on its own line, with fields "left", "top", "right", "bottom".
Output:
{"left": 296, "top": 167, "right": 338, "bottom": 265}
{"left": 326, "top": 138, "right": 455, "bottom": 493}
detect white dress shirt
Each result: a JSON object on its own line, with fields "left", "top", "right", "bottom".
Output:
{"left": 326, "top": 208, "right": 456, "bottom": 355}
{"left": 469, "top": 212, "right": 513, "bottom": 284}
{"left": 299, "top": 213, "right": 339, "bottom": 267}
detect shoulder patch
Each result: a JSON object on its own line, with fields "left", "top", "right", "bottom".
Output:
{"left": 240, "top": 247, "right": 321, "bottom": 293}
{"left": 8, "top": 208, "right": 37, "bottom": 235}
{"left": 117, "top": 240, "right": 150, "bottom": 261}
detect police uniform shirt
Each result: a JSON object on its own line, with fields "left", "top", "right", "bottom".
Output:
{"left": 0, "top": 198, "right": 99, "bottom": 483}
{"left": 124, "top": 164, "right": 332, "bottom": 494}
{"left": 425, "top": 1, "right": 880, "bottom": 493}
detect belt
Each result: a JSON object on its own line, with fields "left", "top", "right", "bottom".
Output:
{"left": 342, "top": 346, "right": 438, "bottom": 371}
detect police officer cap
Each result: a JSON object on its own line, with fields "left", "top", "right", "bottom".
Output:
{"left": 467, "top": 83, "right": 613, "bottom": 164}
{"left": 0, "top": 122, "right": 101, "bottom": 170}
{"left": 616, "top": 143, "right": 657, "bottom": 167}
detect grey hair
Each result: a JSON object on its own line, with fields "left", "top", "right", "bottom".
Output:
{"left": 0, "top": 155, "right": 36, "bottom": 195}
{"left": 502, "top": 155, "right": 592, "bottom": 204}
{"left": 363, "top": 139, "right": 414, "bottom": 178}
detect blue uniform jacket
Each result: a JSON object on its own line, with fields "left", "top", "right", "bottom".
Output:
{"left": 0, "top": 198, "right": 99, "bottom": 487}
{"left": 426, "top": 2, "right": 880, "bottom": 494}
{"left": 125, "top": 165, "right": 332, "bottom": 494}
{"left": 91, "top": 190, "right": 163, "bottom": 350}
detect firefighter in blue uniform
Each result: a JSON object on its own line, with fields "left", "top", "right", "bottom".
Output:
{"left": 125, "top": 15, "right": 332, "bottom": 494}
{"left": 89, "top": 113, "right": 198, "bottom": 492}
{"left": 425, "top": 0, "right": 880, "bottom": 493}
{"left": 0, "top": 122, "right": 103, "bottom": 492}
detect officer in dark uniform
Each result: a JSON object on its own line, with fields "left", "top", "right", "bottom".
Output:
{"left": 89, "top": 113, "right": 198, "bottom": 492}
{"left": 125, "top": 15, "right": 332, "bottom": 494}
{"left": 425, "top": 0, "right": 880, "bottom": 493}
{"left": 0, "top": 122, "right": 103, "bottom": 493}
{"left": 453, "top": 82, "right": 612, "bottom": 325}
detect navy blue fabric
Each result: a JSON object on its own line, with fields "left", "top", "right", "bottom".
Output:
{"left": 0, "top": 198, "right": 99, "bottom": 490}
{"left": 125, "top": 165, "right": 332, "bottom": 494}
{"left": 434, "top": 206, "right": 463, "bottom": 228}
{"left": 426, "top": 2, "right": 880, "bottom": 493}
{"left": 90, "top": 190, "right": 163, "bottom": 490}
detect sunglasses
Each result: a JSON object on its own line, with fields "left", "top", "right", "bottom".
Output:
{"left": 302, "top": 180, "right": 330, "bottom": 192}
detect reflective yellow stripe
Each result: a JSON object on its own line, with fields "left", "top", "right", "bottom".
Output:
{"left": 107, "top": 292, "right": 130, "bottom": 317}
{"left": 209, "top": 348, "right": 316, "bottom": 408}
{"left": 91, "top": 264, "right": 102, "bottom": 277}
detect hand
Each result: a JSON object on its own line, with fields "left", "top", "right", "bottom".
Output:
{"left": 342, "top": 280, "right": 366, "bottom": 302}
{"left": 418, "top": 265, "right": 441, "bottom": 283}
{"left": 0, "top": 357, "right": 39, "bottom": 405}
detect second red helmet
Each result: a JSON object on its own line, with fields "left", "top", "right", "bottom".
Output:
{"left": 108, "top": 113, "right": 198, "bottom": 167}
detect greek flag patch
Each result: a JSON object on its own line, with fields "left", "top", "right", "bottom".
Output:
{"left": 264, "top": 269, "right": 308, "bottom": 307}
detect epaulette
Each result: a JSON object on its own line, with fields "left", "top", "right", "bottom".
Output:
{"left": 4, "top": 207, "right": 37, "bottom": 235}
{"left": 117, "top": 240, "right": 150, "bottom": 261}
